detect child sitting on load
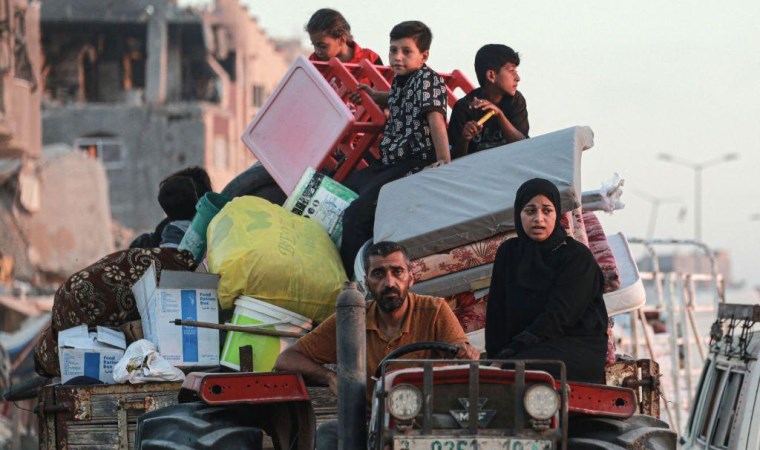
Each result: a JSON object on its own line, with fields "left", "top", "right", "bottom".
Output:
{"left": 448, "top": 44, "right": 529, "bottom": 159}
{"left": 340, "top": 20, "right": 450, "bottom": 278}
{"left": 306, "top": 8, "right": 382, "bottom": 64}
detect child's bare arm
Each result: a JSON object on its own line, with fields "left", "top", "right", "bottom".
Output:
{"left": 350, "top": 84, "right": 389, "bottom": 107}
{"left": 427, "top": 111, "right": 451, "bottom": 163}
{"left": 452, "top": 121, "right": 481, "bottom": 158}
{"left": 476, "top": 99, "right": 526, "bottom": 143}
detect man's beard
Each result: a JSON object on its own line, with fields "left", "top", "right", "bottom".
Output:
{"left": 375, "top": 286, "right": 406, "bottom": 313}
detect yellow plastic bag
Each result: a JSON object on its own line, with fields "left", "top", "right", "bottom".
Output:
{"left": 206, "top": 196, "right": 347, "bottom": 322}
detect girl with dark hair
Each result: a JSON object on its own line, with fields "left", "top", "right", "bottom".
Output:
{"left": 485, "top": 178, "right": 609, "bottom": 383}
{"left": 306, "top": 8, "right": 382, "bottom": 64}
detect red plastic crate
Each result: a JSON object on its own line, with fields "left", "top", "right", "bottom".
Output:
{"left": 241, "top": 56, "right": 475, "bottom": 194}
{"left": 310, "top": 59, "right": 475, "bottom": 182}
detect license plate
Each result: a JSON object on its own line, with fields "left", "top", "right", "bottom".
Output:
{"left": 393, "top": 437, "right": 552, "bottom": 450}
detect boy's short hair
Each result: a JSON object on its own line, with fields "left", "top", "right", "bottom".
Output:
{"left": 363, "top": 241, "right": 411, "bottom": 271}
{"left": 389, "top": 21, "right": 432, "bottom": 52}
{"left": 158, "top": 176, "right": 199, "bottom": 221}
{"left": 474, "top": 44, "right": 520, "bottom": 86}
{"left": 164, "top": 166, "right": 212, "bottom": 199}
{"left": 306, "top": 8, "right": 353, "bottom": 41}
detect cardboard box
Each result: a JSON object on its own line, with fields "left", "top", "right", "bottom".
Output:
{"left": 58, "top": 325, "right": 126, "bottom": 384}
{"left": 283, "top": 167, "right": 358, "bottom": 245}
{"left": 131, "top": 263, "right": 220, "bottom": 367}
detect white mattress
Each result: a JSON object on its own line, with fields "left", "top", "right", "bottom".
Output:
{"left": 373, "top": 126, "right": 594, "bottom": 260}
{"left": 603, "top": 232, "right": 646, "bottom": 316}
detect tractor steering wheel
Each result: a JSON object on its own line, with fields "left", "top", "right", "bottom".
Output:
{"left": 373, "top": 341, "right": 460, "bottom": 378}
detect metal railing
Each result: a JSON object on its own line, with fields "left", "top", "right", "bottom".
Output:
{"left": 621, "top": 238, "right": 724, "bottom": 434}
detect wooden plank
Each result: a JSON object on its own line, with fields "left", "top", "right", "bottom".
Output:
{"left": 63, "top": 422, "right": 119, "bottom": 444}
{"left": 49, "top": 382, "right": 182, "bottom": 450}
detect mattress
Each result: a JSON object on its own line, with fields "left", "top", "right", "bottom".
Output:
{"left": 411, "top": 232, "right": 515, "bottom": 283}
{"left": 602, "top": 233, "right": 646, "bottom": 316}
{"left": 467, "top": 328, "right": 486, "bottom": 355}
{"left": 443, "top": 290, "right": 489, "bottom": 334}
{"left": 411, "top": 263, "right": 494, "bottom": 298}
{"left": 409, "top": 209, "right": 587, "bottom": 285}
{"left": 374, "top": 126, "right": 594, "bottom": 260}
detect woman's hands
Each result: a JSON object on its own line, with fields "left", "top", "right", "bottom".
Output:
{"left": 494, "top": 330, "right": 541, "bottom": 359}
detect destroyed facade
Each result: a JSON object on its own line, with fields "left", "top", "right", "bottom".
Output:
{"left": 40, "top": 0, "right": 296, "bottom": 231}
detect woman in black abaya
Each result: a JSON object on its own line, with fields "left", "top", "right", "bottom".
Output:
{"left": 485, "top": 178, "right": 609, "bottom": 383}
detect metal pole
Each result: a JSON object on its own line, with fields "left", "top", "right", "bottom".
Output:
{"left": 685, "top": 276, "right": 706, "bottom": 363}
{"left": 629, "top": 310, "right": 639, "bottom": 359}
{"left": 171, "top": 319, "right": 304, "bottom": 338}
{"left": 665, "top": 273, "right": 682, "bottom": 431}
{"left": 646, "top": 201, "right": 658, "bottom": 240}
{"left": 695, "top": 167, "right": 702, "bottom": 242}
{"left": 336, "top": 282, "right": 367, "bottom": 450}
{"left": 679, "top": 274, "right": 694, "bottom": 413}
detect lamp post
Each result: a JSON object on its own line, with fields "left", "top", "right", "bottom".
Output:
{"left": 658, "top": 152, "right": 739, "bottom": 241}
{"left": 633, "top": 189, "right": 680, "bottom": 240}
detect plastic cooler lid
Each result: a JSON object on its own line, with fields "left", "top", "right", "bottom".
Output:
{"left": 240, "top": 56, "right": 354, "bottom": 195}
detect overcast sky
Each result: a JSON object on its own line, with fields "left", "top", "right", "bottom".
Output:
{"left": 183, "top": 0, "right": 760, "bottom": 289}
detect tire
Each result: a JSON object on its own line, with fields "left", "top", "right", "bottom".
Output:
{"left": 567, "top": 415, "right": 677, "bottom": 449}
{"left": 136, "top": 402, "right": 264, "bottom": 450}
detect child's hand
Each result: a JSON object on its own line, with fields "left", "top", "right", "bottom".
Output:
{"left": 461, "top": 120, "right": 483, "bottom": 141}
{"left": 350, "top": 84, "right": 380, "bottom": 105}
{"left": 472, "top": 97, "right": 504, "bottom": 119}
{"left": 424, "top": 160, "right": 449, "bottom": 170}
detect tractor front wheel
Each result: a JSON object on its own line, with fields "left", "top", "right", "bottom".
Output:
{"left": 567, "top": 414, "right": 677, "bottom": 449}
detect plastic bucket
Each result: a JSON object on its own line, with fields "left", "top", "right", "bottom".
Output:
{"left": 220, "top": 296, "right": 313, "bottom": 371}
{"left": 179, "top": 192, "right": 231, "bottom": 261}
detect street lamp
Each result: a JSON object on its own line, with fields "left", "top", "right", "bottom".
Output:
{"left": 632, "top": 189, "right": 681, "bottom": 240}
{"left": 657, "top": 152, "right": 739, "bottom": 241}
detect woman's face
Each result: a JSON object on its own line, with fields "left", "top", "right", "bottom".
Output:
{"left": 309, "top": 32, "right": 346, "bottom": 61}
{"left": 520, "top": 194, "right": 557, "bottom": 242}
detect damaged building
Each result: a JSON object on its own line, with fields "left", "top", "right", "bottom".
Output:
{"left": 1, "top": 0, "right": 42, "bottom": 284}
{"left": 2, "top": 0, "right": 115, "bottom": 290}
{"left": 40, "top": 0, "right": 293, "bottom": 231}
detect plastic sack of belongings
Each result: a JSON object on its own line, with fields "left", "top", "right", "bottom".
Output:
{"left": 206, "top": 196, "right": 347, "bottom": 323}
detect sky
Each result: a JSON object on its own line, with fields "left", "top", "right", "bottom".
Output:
{"left": 184, "top": 0, "right": 760, "bottom": 289}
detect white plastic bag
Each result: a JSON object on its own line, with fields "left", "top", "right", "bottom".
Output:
{"left": 581, "top": 173, "right": 625, "bottom": 213}
{"left": 113, "top": 339, "right": 185, "bottom": 384}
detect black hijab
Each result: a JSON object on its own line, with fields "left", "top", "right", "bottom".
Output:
{"left": 513, "top": 178, "right": 568, "bottom": 290}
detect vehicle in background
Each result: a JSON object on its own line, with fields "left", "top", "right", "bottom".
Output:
{"left": 680, "top": 303, "right": 760, "bottom": 450}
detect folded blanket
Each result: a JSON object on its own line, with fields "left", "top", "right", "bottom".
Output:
{"left": 34, "top": 248, "right": 198, "bottom": 377}
{"left": 583, "top": 211, "right": 622, "bottom": 293}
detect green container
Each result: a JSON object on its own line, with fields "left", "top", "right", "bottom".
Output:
{"left": 220, "top": 296, "right": 312, "bottom": 371}
{"left": 179, "top": 192, "right": 231, "bottom": 261}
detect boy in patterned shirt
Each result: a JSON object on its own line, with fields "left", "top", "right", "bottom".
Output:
{"left": 340, "top": 20, "right": 450, "bottom": 278}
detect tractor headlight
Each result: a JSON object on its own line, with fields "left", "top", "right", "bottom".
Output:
{"left": 524, "top": 384, "right": 560, "bottom": 420}
{"left": 387, "top": 384, "right": 422, "bottom": 421}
